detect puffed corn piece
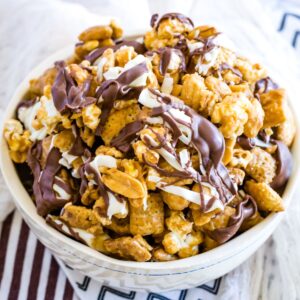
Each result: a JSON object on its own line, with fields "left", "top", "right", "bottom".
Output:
{"left": 203, "top": 234, "right": 219, "bottom": 251}
{"left": 245, "top": 147, "right": 277, "bottom": 183}
{"left": 275, "top": 105, "right": 296, "bottom": 147}
{"left": 4, "top": 119, "right": 32, "bottom": 163}
{"left": 144, "top": 17, "right": 192, "bottom": 49}
{"left": 152, "top": 248, "right": 177, "bottom": 261}
{"left": 260, "top": 89, "right": 288, "bottom": 128}
{"left": 245, "top": 180, "right": 284, "bottom": 212}
{"left": 115, "top": 46, "right": 137, "bottom": 67}
{"left": 244, "top": 98, "right": 264, "bottom": 138}
{"left": 211, "top": 92, "right": 251, "bottom": 139}
{"left": 229, "top": 148, "right": 252, "bottom": 169}
{"left": 47, "top": 213, "right": 110, "bottom": 253}
{"left": 53, "top": 129, "right": 75, "bottom": 152}
{"left": 60, "top": 204, "right": 103, "bottom": 235}
{"left": 95, "top": 145, "right": 124, "bottom": 158}
{"left": 29, "top": 67, "right": 57, "bottom": 96}
{"left": 130, "top": 194, "right": 164, "bottom": 236}
{"left": 162, "top": 211, "right": 203, "bottom": 258}
{"left": 191, "top": 208, "right": 218, "bottom": 227}
{"left": 228, "top": 167, "right": 246, "bottom": 186}
{"left": 81, "top": 104, "right": 101, "bottom": 131}
{"left": 101, "top": 103, "right": 141, "bottom": 145}
{"left": 161, "top": 188, "right": 189, "bottom": 210}
{"left": 82, "top": 184, "right": 101, "bottom": 206}
{"left": 104, "top": 235, "right": 152, "bottom": 262}
{"left": 234, "top": 57, "right": 267, "bottom": 83}
{"left": 80, "top": 126, "right": 95, "bottom": 147}
{"left": 104, "top": 217, "right": 130, "bottom": 235}
{"left": 202, "top": 206, "right": 236, "bottom": 231}
{"left": 132, "top": 140, "right": 160, "bottom": 165}
{"left": 181, "top": 73, "right": 219, "bottom": 116}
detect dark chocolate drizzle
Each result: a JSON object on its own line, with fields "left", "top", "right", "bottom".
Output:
{"left": 27, "top": 142, "right": 71, "bottom": 216}
{"left": 150, "top": 90, "right": 227, "bottom": 168}
{"left": 237, "top": 130, "right": 273, "bottom": 150}
{"left": 17, "top": 98, "right": 37, "bottom": 110}
{"left": 68, "top": 125, "right": 85, "bottom": 156}
{"left": 237, "top": 134, "right": 292, "bottom": 193}
{"left": 15, "top": 163, "right": 34, "bottom": 195}
{"left": 150, "top": 105, "right": 183, "bottom": 148}
{"left": 254, "top": 77, "right": 278, "bottom": 95}
{"left": 186, "top": 35, "right": 219, "bottom": 74}
{"left": 237, "top": 133, "right": 292, "bottom": 193}
{"left": 109, "top": 88, "right": 236, "bottom": 210}
{"left": 85, "top": 40, "right": 146, "bottom": 64}
{"left": 258, "top": 130, "right": 271, "bottom": 144}
{"left": 186, "top": 107, "right": 224, "bottom": 169}
{"left": 218, "top": 63, "right": 242, "bottom": 78}
{"left": 170, "top": 92, "right": 236, "bottom": 206}
{"left": 95, "top": 62, "right": 148, "bottom": 134}
{"left": 142, "top": 154, "right": 194, "bottom": 179}
{"left": 51, "top": 61, "right": 96, "bottom": 113}
{"left": 111, "top": 120, "right": 144, "bottom": 152}
{"left": 160, "top": 48, "right": 181, "bottom": 75}
{"left": 151, "top": 13, "right": 194, "bottom": 30}
{"left": 150, "top": 13, "right": 218, "bottom": 75}
{"left": 46, "top": 215, "right": 87, "bottom": 245}
{"left": 174, "top": 38, "right": 189, "bottom": 56}
{"left": 27, "top": 142, "right": 43, "bottom": 210}
{"left": 146, "top": 47, "right": 186, "bottom": 76}
{"left": 137, "top": 89, "right": 236, "bottom": 209}
{"left": 270, "top": 140, "right": 293, "bottom": 193}
{"left": 78, "top": 151, "right": 110, "bottom": 212}
{"left": 53, "top": 177, "right": 73, "bottom": 195}
{"left": 208, "top": 195, "right": 257, "bottom": 244}
{"left": 237, "top": 135, "right": 255, "bottom": 150}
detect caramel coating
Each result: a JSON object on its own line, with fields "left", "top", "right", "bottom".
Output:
{"left": 130, "top": 194, "right": 164, "bottom": 236}
{"left": 29, "top": 67, "right": 57, "bottom": 96}
{"left": 245, "top": 147, "right": 276, "bottom": 183}
{"left": 79, "top": 25, "right": 113, "bottom": 42}
{"left": 60, "top": 204, "right": 103, "bottom": 235}
{"left": 245, "top": 181, "right": 284, "bottom": 212}
{"left": 101, "top": 104, "right": 141, "bottom": 145}
{"left": 104, "top": 235, "right": 152, "bottom": 262}
{"left": 234, "top": 57, "right": 267, "bottom": 83}
{"left": 211, "top": 92, "right": 251, "bottom": 139}
{"left": 4, "top": 120, "right": 32, "bottom": 163}
{"left": 275, "top": 105, "right": 296, "bottom": 147}
{"left": 181, "top": 73, "right": 218, "bottom": 116}
{"left": 152, "top": 248, "right": 177, "bottom": 261}
{"left": 203, "top": 206, "right": 236, "bottom": 231}
{"left": 5, "top": 14, "right": 295, "bottom": 262}
{"left": 161, "top": 189, "right": 189, "bottom": 211}
{"left": 260, "top": 89, "right": 288, "bottom": 128}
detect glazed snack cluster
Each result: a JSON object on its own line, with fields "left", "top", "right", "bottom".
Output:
{"left": 4, "top": 13, "right": 296, "bottom": 262}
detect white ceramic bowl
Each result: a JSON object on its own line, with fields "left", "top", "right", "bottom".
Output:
{"left": 1, "top": 44, "right": 300, "bottom": 293}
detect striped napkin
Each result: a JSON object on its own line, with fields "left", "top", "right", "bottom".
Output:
{"left": 0, "top": 210, "right": 222, "bottom": 300}
{"left": 0, "top": 0, "right": 299, "bottom": 299}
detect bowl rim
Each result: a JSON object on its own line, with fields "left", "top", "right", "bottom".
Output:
{"left": 1, "top": 40, "right": 300, "bottom": 272}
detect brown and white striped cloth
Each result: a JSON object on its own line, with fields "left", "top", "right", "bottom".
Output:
{"left": 0, "top": 211, "right": 224, "bottom": 300}
{"left": 0, "top": 211, "right": 77, "bottom": 300}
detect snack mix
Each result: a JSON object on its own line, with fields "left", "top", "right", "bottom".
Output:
{"left": 4, "top": 13, "right": 295, "bottom": 262}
